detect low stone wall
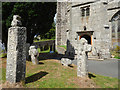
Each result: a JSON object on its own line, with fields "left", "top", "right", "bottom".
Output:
{"left": 32, "top": 40, "right": 55, "bottom": 51}
{"left": 33, "top": 40, "right": 55, "bottom": 47}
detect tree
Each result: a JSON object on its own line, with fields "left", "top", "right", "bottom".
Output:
{"left": 44, "top": 22, "right": 55, "bottom": 39}
{"left": 2, "top": 2, "right": 56, "bottom": 47}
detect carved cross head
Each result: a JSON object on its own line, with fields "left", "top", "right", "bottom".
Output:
{"left": 11, "top": 15, "right": 22, "bottom": 27}
{"left": 79, "top": 38, "right": 92, "bottom": 52}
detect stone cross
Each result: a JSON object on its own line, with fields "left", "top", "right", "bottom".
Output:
{"left": 29, "top": 46, "right": 39, "bottom": 65}
{"left": 6, "top": 15, "right": 26, "bottom": 83}
{"left": 77, "top": 38, "right": 92, "bottom": 77}
{"left": 11, "top": 15, "right": 22, "bottom": 27}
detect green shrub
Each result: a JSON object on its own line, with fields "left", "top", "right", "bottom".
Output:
{"left": 110, "top": 45, "right": 120, "bottom": 58}
{"left": 0, "top": 53, "right": 7, "bottom": 58}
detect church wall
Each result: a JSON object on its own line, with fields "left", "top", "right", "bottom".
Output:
{"left": 107, "top": 1, "right": 120, "bottom": 48}
{"left": 56, "top": 0, "right": 120, "bottom": 59}
{"left": 67, "top": 1, "right": 111, "bottom": 59}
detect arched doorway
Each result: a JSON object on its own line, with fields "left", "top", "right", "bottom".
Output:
{"left": 81, "top": 35, "right": 91, "bottom": 44}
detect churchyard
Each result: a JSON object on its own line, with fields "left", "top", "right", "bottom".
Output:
{"left": 0, "top": 1, "right": 120, "bottom": 89}
{"left": 0, "top": 28, "right": 119, "bottom": 88}
{"left": 0, "top": 58, "right": 118, "bottom": 88}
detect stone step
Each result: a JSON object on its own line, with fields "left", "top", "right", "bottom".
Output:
{"left": 88, "top": 55, "right": 99, "bottom": 59}
{"left": 88, "top": 55, "right": 104, "bottom": 60}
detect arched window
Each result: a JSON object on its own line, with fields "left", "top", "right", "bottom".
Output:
{"left": 118, "top": 20, "right": 120, "bottom": 38}
{"left": 111, "top": 21, "right": 115, "bottom": 38}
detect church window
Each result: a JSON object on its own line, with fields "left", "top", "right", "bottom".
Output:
{"left": 118, "top": 20, "right": 120, "bottom": 38}
{"left": 81, "top": 8, "right": 85, "bottom": 17}
{"left": 112, "top": 21, "right": 115, "bottom": 38}
{"left": 86, "top": 7, "right": 90, "bottom": 16}
{"left": 81, "top": 6, "right": 90, "bottom": 17}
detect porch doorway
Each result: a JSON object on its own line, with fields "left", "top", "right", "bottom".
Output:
{"left": 80, "top": 35, "right": 91, "bottom": 44}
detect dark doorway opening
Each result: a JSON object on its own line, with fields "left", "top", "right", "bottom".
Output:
{"left": 81, "top": 35, "right": 91, "bottom": 44}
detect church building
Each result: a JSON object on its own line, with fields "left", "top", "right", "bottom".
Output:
{"left": 56, "top": 0, "right": 120, "bottom": 59}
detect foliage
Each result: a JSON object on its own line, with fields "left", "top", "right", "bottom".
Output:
{"left": 110, "top": 45, "right": 120, "bottom": 58}
{"left": 114, "top": 45, "right": 120, "bottom": 52}
{"left": 0, "top": 53, "right": 7, "bottom": 58}
{"left": 2, "top": 2, "right": 56, "bottom": 47}
{"left": 44, "top": 22, "right": 55, "bottom": 39}
{"left": 44, "top": 28, "right": 55, "bottom": 39}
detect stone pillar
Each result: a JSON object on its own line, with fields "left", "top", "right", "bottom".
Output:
{"left": 6, "top": 15, "right": 26, "bottom": 83}
{"left": 53, "top": 44, "right": 55, "bottom": 52}
{"left": 50, "top": 45, "right": 52, "bottom": 51}
{"left": 40, "top": 46, "right": 43, "bottom": 51}
{"left": 77, "top": 38, "right": 92, "bottom": 77}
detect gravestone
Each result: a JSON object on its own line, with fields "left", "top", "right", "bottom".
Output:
{"left": 6, "top": 15, "right": 26, "bottom": 83}
{"left": 77, "top": 38, "right": 92, "bottom": 77}
{"left": 29, "top": 46, "right": 39, "bottom": 65}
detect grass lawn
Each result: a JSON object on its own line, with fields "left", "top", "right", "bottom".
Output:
{"left": 58, "top": 45, "right": 67, "bottom": 50}
{"left": 37, "top": 48, "right": 50, "bottom": 53}
{"left": 37, "top": 48, "right": 57, "bottom": 54}
{"left": 89, "top": 73, "right": 118, "bottom": 88}
{"left": 114, "top": 56, "right": 120, "bottom": 59}
{"left": 34, "top": 39, "right": 55, "bottom": 42}
{"left": 0, "top": 58, "right": 119, "bottom": 88}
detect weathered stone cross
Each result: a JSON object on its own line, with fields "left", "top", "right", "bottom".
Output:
{"left": 77, "top": 38, "right": 92, "bottom": 77}
{"left": 6, "top": 15, "right": 26, "bottom": 83}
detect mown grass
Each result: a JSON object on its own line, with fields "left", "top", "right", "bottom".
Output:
{"left": 58, "top": 45, "right": 67, "bottom": 50}
{"left": 89, "top": 73, "right": 118, "bottom": 88}
{"left": 1, "top": 58, "right": 119, "bottom": 88}
{"left": 114, "top": 56, "right": 120, "bottom": 59}
{"left": 1, "top": 68, "right": 6, "bottom": 84}
{"left": 37, "top": 48, "right": 50, "bottom": 53}
{"left": 25, "top": 60, "right": 78, "bottom": 88}
{"left": 34, "top": 39, "right": 55, "bottom": 42}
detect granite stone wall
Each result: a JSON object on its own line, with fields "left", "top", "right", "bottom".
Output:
{"left": 56, "top": 0, "right": 120, "bottom": 59}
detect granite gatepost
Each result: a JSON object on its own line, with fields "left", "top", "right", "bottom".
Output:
{"left": 6, "top": 15, "right": 26, "bottom": 83}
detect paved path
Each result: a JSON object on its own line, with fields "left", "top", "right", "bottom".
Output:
{"left": 72, "top": 59, "right": 119, "bottom": 78}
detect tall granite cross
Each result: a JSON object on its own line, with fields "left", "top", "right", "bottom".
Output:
{"left": 77, "top": 38, "right": 92, "bottom": 77}
{"left": 6, "top": 15, "right": 26, "bottom": 83}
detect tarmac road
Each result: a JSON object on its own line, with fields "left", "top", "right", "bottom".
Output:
{"left": 56, "top": 46, "right": 119, "bottom": 78}
{"left": 72, "top": 59, "right": 119, "bottom": 78}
